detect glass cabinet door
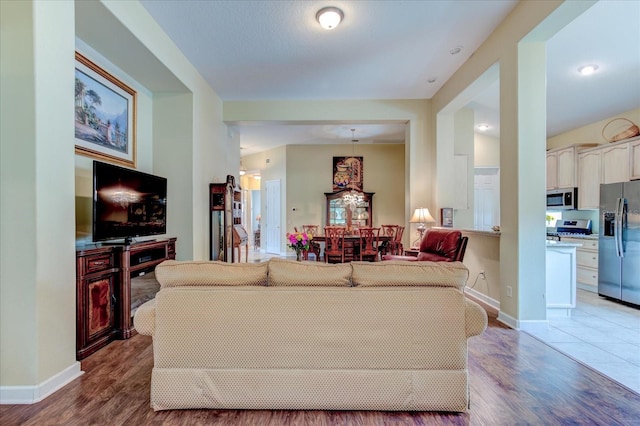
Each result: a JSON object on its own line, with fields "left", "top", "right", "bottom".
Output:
{"left": 325, "top": 190, "right": 374, "bottom": 229}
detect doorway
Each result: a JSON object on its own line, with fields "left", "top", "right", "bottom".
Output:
{"left": 474, "top": 167, "right": 500, "bottom": 231}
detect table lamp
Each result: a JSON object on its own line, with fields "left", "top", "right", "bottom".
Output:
{"left": 409, "top": 207, "right": 435, "bottom": 247}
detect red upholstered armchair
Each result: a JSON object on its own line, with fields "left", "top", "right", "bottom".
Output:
{"left": 382, "top": 229, "right": 468, "bottom": 262}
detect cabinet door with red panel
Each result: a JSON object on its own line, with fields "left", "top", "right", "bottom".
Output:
{"left": 76, "top": 247, "right": 118, "bottom": 360}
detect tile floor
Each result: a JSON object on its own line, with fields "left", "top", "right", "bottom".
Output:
{"left": 248, "top": 249, "right": 640, "bottom": 394}
{"left": 524, "top": 289, "right": 640, "bottom": 393}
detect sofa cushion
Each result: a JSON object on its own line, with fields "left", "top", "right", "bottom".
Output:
{"left": 268, "top": 258, "right": 352, "bottom": 287}
{"left": 155, "top": 260, "right": 268, "bottom": 288}
{"left": 351, "top": 261, "right": 469, "bottom": 289}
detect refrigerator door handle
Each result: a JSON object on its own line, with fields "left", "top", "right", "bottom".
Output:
{"left": 615, "top": 197, "right": 624, "bottom": 258}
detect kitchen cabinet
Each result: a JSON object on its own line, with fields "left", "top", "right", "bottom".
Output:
{"left": 545, "top": 241, "right": 578, "bottom": 317}
{"left": 601, "top": 143, "right": 630, "bottom": 184}
{"left": 546, "top": 146, "right": 583, "bottom": 190}
{"left": 630, "top": 139, "right": 640, "bottom": 180}
{"left": 577, "top": 150, "right": 602, "bottom": 210}
{"left": 562, "top": 237, "right": 598, "bottom": 292}
{"left": 546, "top": 152, "right": 558, "bottom": 190}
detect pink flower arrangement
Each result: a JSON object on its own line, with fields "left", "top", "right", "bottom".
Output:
{"left": 286, "top": 231, "right": 312, "bottom": 252}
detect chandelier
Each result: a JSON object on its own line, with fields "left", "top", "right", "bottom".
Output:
{"left": 112, "top": 189, "right": 139, "bottom": 207}
{"left": 340, "top": 129, "right": 364, "bottom": 209}
{"left": 342, "top": 189, "right": 364, "bottom": 210}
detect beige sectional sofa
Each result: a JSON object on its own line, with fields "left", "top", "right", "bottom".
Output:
{"left": 134, "top": 258, "right": 487, "bottom": 412}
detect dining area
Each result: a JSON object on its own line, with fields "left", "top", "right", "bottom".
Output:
{"left": 294, "top": 224, "right": 405, "bottom": 263}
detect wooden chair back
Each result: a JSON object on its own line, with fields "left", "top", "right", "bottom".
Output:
{"left": 324, "top": 226, "right": 346, "bottom": 263}
{"left": 302, "top": 225, "right": 319, "bottom": 237}
{"left": 393, "top": 225, "right": 405, "bottom": 255}
{"left": 358, "top": 227, "right": 381, "bottom": 261}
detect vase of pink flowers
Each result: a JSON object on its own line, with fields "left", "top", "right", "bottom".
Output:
{"left": 286, "top": 231, "right": 312, "bottom": 261}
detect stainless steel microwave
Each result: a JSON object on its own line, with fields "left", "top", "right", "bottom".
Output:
{"left": 546, "top": 188, "right": 578, "bottom": 210}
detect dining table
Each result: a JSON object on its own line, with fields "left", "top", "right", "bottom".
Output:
{"left": 308, "top": 234, "right": 391, "bottom": 262}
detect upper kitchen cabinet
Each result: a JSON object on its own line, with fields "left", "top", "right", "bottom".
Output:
{"left": 630, "top": 139, "right": 640, "bottom": 180}
{"left": 578, "top": 150, "right": 602, "bottom": 210}
{"left": 601, "top": 143, "right": 630, "bottom": 184}
{"left": 576, "top": 137, "right": 639, "bottom": 209}
{"left": 547, "top": 146, "right": 583, "bottom": 190}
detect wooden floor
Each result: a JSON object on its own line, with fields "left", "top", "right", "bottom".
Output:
{"left": 2, "top": 314, "right": 639, "bottom": 426}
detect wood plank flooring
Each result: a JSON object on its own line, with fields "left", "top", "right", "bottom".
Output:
{"left": 2, "top": 314, "right": 639, "bottom": 425}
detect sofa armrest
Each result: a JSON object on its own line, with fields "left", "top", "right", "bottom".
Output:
{"left": 464, "top": 299, "right": 488, "bottom": 338}
{"left": 133, "top": 299, "right": 156, "bottom": 336}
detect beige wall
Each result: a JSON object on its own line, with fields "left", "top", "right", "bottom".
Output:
{"left": 432, "top": 0, "right": 596, "bottom": 325}
{"left": 1, "top": 0, "right": 78, "bottom": 390}
{"left": 475, "top": 133, "right": 500, "bottom": 167}
{"left": 462, "top": 232, "right": 501, "bottom": 309}
{"left": 225, "top": 99, "right": 431, "bottom": 244}
{"left": 1, "top": 0, "right": 226, "bottom": 398}
{"left": 547, "top": 107, "right": 640, "bottom": 150}
{"left": 245, "top": 143, "right": 405, "bottom": 254}
{"left": 286, "top": 144, "right": 405, "bottom": 252}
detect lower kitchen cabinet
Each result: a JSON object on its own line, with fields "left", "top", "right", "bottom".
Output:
{"left": 563, "top": 237, "right": 598, "bottom": 292}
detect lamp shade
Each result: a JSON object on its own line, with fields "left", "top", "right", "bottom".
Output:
{"left": 409, "top": 208, "right": 435, "bottom": 224}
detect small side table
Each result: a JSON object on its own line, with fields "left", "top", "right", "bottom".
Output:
{"left": 404, "top": 248, "right": 420, "bottom": 257}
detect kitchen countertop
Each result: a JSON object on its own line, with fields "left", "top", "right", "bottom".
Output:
{"left": 557, "top": 234, "right": 598, "bottom": 241}
{"left": 546, "top": 240, "right": 582, "bottom": 248}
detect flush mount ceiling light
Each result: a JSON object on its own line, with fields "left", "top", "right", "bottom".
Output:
{"left": 476, "top": 123, "right": 490, "bottom": 131}
{"left": 316, "top": 7, "right": 343, "bottom": 30}
{"left": 578, "top": 64, "right": 599, "bottom": 76}
{"left": 449, "top": 46, "right": 463, "bottom": 55}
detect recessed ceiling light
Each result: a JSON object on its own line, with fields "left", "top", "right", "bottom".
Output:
{"left": 316, "top": 7, "right": 343, "bottom": 30}
{"left": 578, "top": 64, "right": 599, "bottom": 76}
{"left": 427, "top": 78, "right": 437, "bottom": 84}
{"left": 476, "top": 123, "right": 490, "bottom": 131}
{"left": 450, "top": 46, "right": 463, "bottom": 55}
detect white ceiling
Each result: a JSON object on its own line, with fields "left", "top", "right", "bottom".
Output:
{"left": 140, "top": 0, "right": 640, "bottom": 156}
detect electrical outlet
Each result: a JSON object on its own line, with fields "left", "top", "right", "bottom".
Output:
{"left": 507, "top": 286, "right": 513, "bottom": 298}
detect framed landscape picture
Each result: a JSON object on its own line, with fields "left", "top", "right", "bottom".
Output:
{"left": 74, "top": 52, "right": 136, "bottom": 167}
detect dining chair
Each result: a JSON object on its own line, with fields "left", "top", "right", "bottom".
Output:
{"left": 392, "top": 225, "right": 405, "bottom": 255}
{"left": 358, "top": 227, "right": 381, "bottom": 262}
{"left": 324, "top": 226, "right": 346, "bottom": 263}
{"left": 379, "top": 225, "right": 399, "bottom": 256}
{"left": 302, "top": 224, "right": 322, "bottom": 261}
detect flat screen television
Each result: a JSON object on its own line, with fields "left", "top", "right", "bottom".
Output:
{"left": 93, "top": 161, "right": 167, "bottom": 244}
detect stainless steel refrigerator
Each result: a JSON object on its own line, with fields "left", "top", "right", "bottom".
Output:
{"left": 598, "top": 180, "right": 640, "bottom": 306}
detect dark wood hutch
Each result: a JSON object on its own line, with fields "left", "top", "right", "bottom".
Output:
{"left": 325, "top": 190, "right": 374, "bottom": 229}
{"left": 210, "top": 175, "right": 246, "bottom": 262}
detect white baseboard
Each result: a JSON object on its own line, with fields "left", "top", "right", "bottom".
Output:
{"left": 0, "top": 362, "right": 83, "bottom": 404}
{"left": 464, "top": 287, "right": 500, "bottom": 312}
{"left": 495, "top": 309, "right": 550, "bottom": 331}
{"left": 496, "top": 311, "right": 518, "bottom": 329}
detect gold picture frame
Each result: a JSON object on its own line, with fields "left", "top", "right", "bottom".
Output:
{"left": 74, "top": 52, "right": 136, "bottom": 167}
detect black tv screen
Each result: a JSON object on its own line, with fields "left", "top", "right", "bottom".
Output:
{"left": 93, "top": 161, "right": 167, "bottom": 243}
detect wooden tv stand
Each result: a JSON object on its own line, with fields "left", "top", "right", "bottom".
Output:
{"left": 75, "top": 238, "right": 176, "bottom": 360}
